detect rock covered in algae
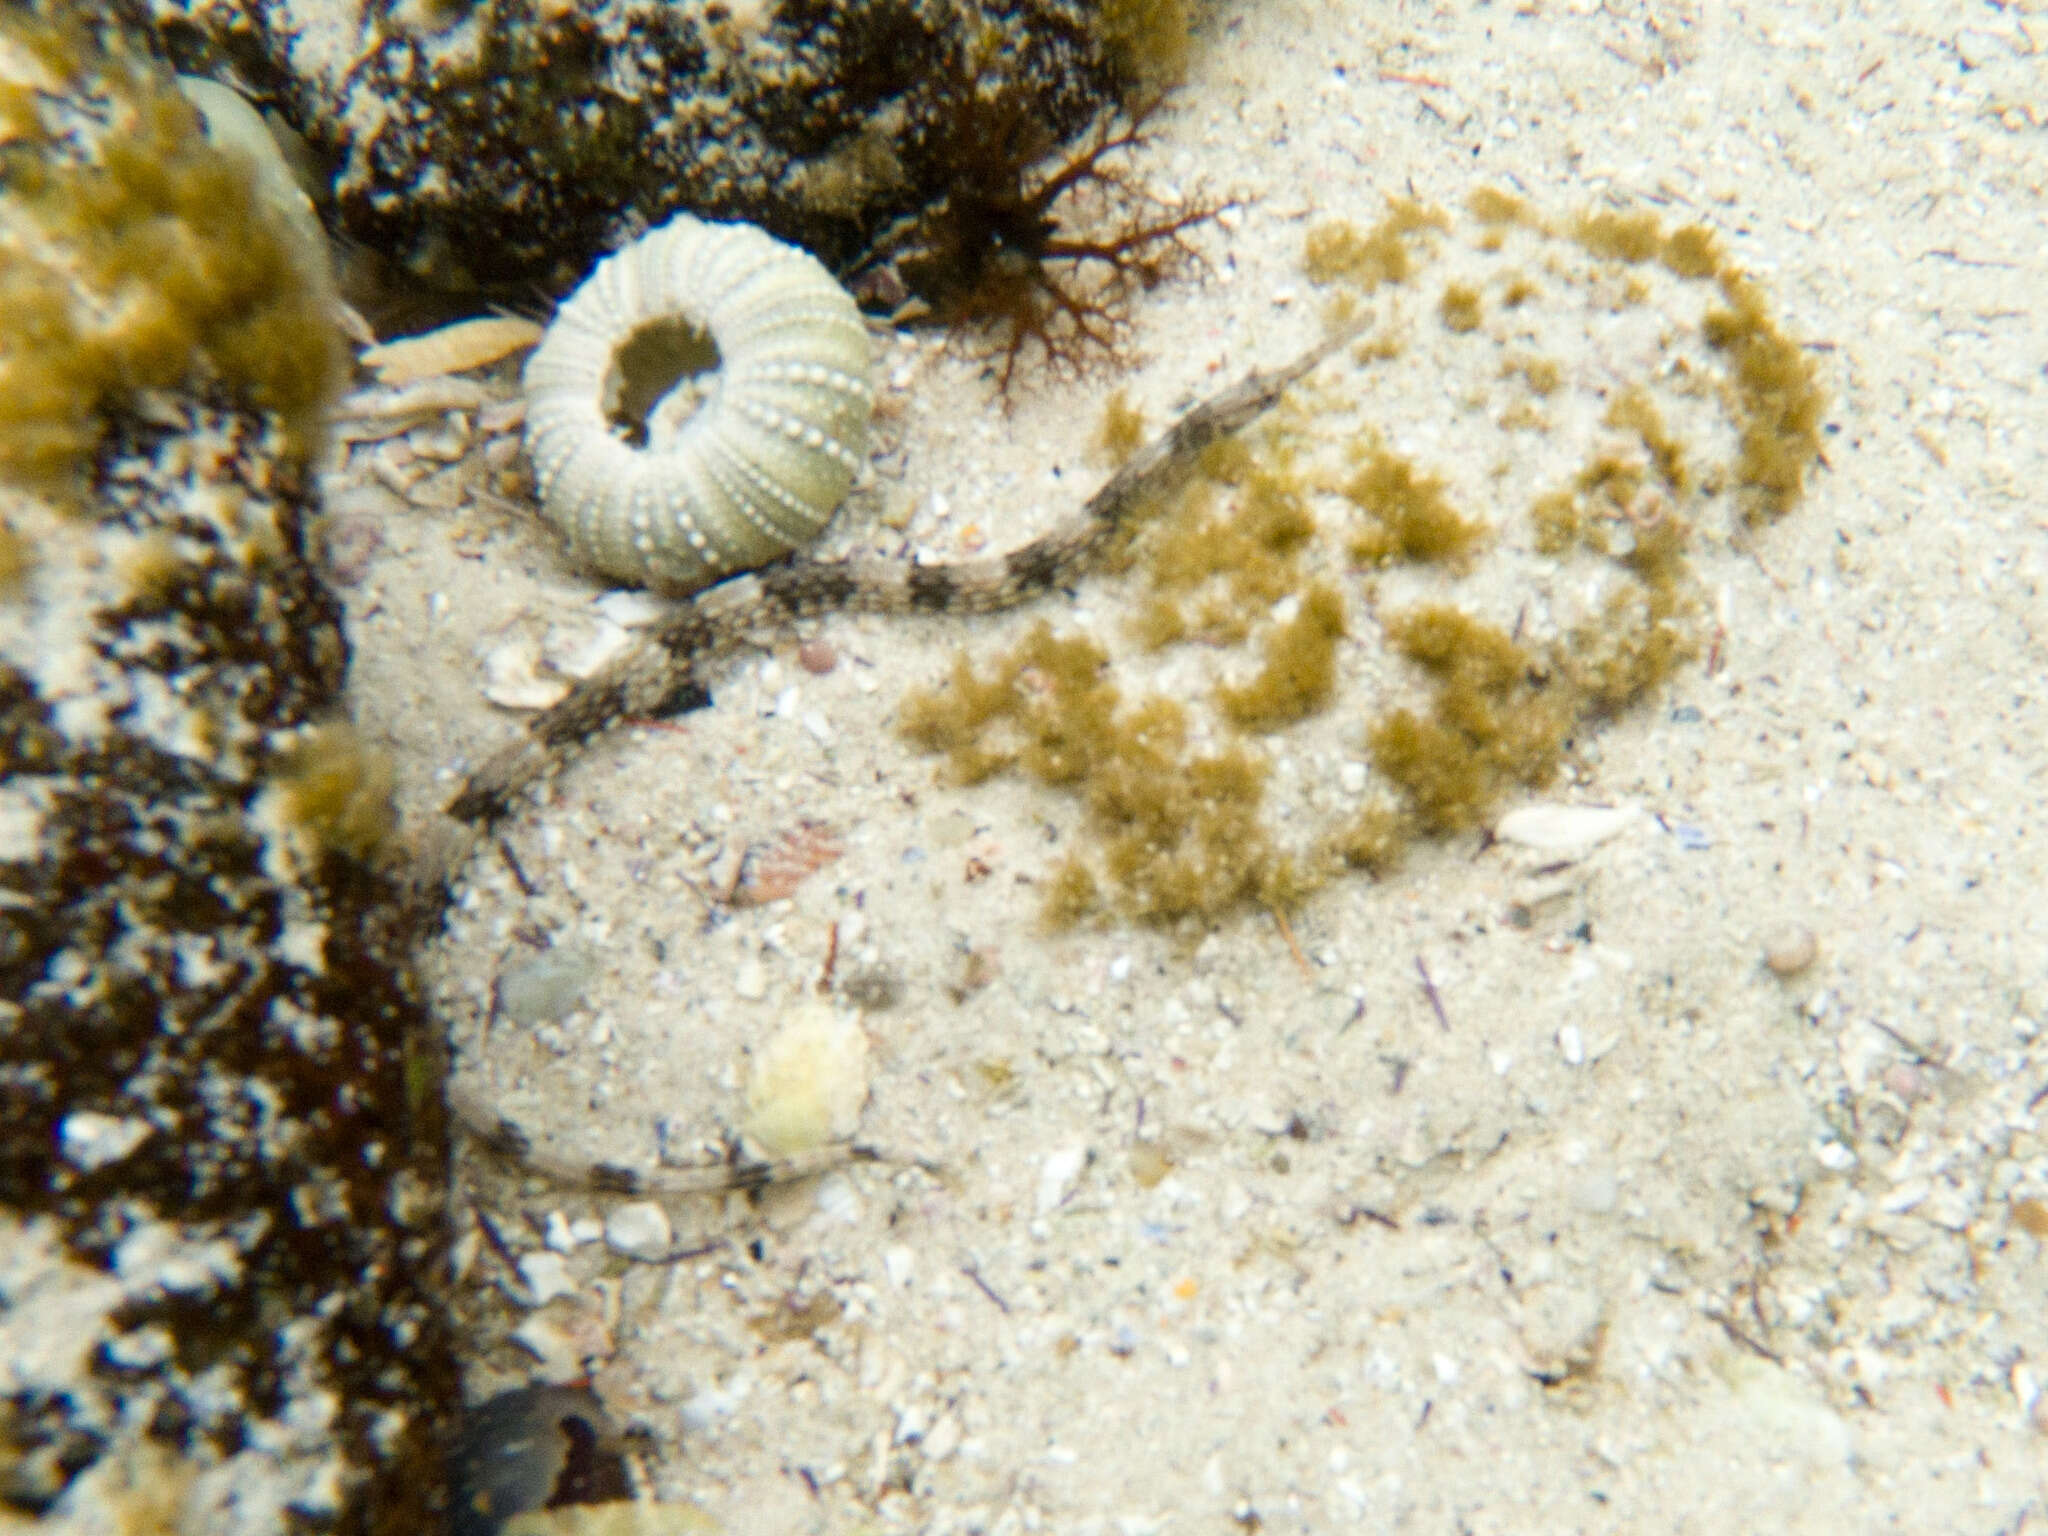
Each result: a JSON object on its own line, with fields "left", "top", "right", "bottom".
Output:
{"left": 149, "top": 0, "right": 1147, "bottom": 295}
{"left": 0, "top": 6, "right": 456, "bottom": 1531}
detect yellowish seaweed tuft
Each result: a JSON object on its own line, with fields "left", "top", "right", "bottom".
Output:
{"left": 265, "top": 723, "right": 399, "bottom": 861}
{"left": 1438, "top": 281, "right": 1484, "bottom": 334}
{"left": 1572, "top": 207, "right": 1668, "bottom": 265}
{"left": 1091, "top": 388, "right": 1149, "bottom": 467}
{"left": 1216, "top": 582, "right": 1347, "bottom": 731}
{"left": 0, "top": 13, "right": 342, "bottom": 497}
{"left": 1303, "top": 198, "right": 1450, "bottom": 289}
{"left": 1094, "top": 0, "right": 1195, "bottom": 94}
{"left": 900, "top": 188, "right": 1823, "bottom": 930}
{"left": 1367, "top": 606, "right": 1572, "bottom": 833}
{"left": 1704, "top": 273, "right": 1826, "bottom": 521}
{"left": 1343, "top": 443, "right": 1487, "bottom": 568}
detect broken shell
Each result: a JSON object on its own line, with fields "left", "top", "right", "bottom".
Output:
{"left": 1493, "top": 801, "right": 1640, "bottom": 852}
{"left": 540, "top": 617, "right": 636, "bottom": 682}
{"left": 480, "top": 636, "right": 571, "bottom": 712}
{"left": 361, "top": 315, "right": 545, "bottom": 386}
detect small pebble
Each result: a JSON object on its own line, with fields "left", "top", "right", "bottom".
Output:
{"left": 797, "top": 638, "right": 838, "bottom": 674}
{"left": 498, "top": 947, "right": 596, "bottom": 1026}
{"left": 318, "top": 515, "right": 385, "bottom": 585}
{"left": 1880, "top": 1062, "right": 1928, "bottom": 1102}
{"left": 1762, "top": 922, "right": 1819, "bottom": 977}
{"left": 604, "top": 1201, "right": 673, "bottom": 1262}
{"left": 58, "top": 1110, "right": 151, "bottom": 1170}
{"left": 1036, "top": 1143, "right": 1089, "bottom": 1215}
{"left": 517, "top": 1251, "right": 578, "bottom": 1306}
{"left": 509, "top": 1315, "right": 584, "bottom": 1380}
{"left": 882, "top": 1245, "right": 915, "bottom": 1288}
{"left": 480, "top": 636, "right": 572, "bottom": 712}
{"left": 543, "top": 617, "right": 634, "bottom": 680}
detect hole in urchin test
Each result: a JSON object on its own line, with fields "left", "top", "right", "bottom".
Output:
{"left": 605, "top": 315, "right": 721, "bottom": 448}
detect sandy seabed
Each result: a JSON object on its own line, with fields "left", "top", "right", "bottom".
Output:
{"left": 339, "top": 3, "right": 2048, "bottom": 1530}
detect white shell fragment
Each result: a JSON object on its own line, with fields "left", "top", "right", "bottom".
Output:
{"left": 523, "top": 212, "right": 874, "bottom": 593}
{"left": 478, "top": 636, "right": 572, "bottom": 712}
{"left": 740, "top": 1002, "right": 871, "bottom": 1158}
{"left": 1036, "top": 1142, "right": 1090, "bottom": 1215}
{"left": 1493, "top": 801, "right": 1640, "bottom": 852}
{"left": 360, "top": 315, "right": 544, "bottom": 386}
{"left": 603, "top": 1201, "right": 673, "bottom": 1262}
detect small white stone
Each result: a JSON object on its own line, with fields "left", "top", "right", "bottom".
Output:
{"left": 814, "top": 1171, "right": 861, "bottom": 1225}
{"left": 543, "top": 1210, "right": 579, "bottom": 1252}
{"left": 102, "top": 1325, "right": 173, "bottom": 1370}
{"left": 1814, "top": 1140, "right": 1858, "bottom": 1172}
{"left": 681, "top": 1376, "right": 750, "bottom": 1431}
{"left": 733, "top": 957, "right": 769, "bottom": 1000}
{"left": 1571, "top": 1166, "right": 1620, "bottom": 1214}
{"left": 921, "top": 1413, "right": 962, "bottom": 1462}
{"left": 59, "top": 1111, "right": 151, "bottom": 1170}
{"left": 516, "top": 1251, "right": 577, "bottom": 1305}
{"left": 479, "top": 636, "right": 570, "bottom": 711}
{"left": 882, "top": 1245, "right": 915, "bottom": 1288}
{"left": 605, "top": 1201, "right": 673, "bottom": 1261}
{"left": 1338, "top": 761, "right": 1368, "bottom": 795}
{"left": 542, "top": 617, "right": 634, "bottom": 680}
{"left": 1036, "top": 1143, "right": 1089, "bottom": 1215}
{"left": 510, "top": 1315, "right": 584, "bottom": 1380}
{"left": 1558, "top": 1024, "right": 1585, "bottom": 1065}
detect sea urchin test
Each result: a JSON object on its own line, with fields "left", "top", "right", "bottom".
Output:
{"left": 522, "top": 213, "right": 873, "bottom": 593}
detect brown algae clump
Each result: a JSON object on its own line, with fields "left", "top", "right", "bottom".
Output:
{"left": 1129, "top": 454, "right": 1317, "bottom": 648}
{"left": 1302, "top": 197, "right": 1451, "bottom": 289}
{"left": 1217, "top": 582, "right": 1348, "bottom": 731}
{"left": 1343, "top": 440, "right": 1488, "bottom": 568}
{"left": 1704, "top": 273, "right": 1826, "bottom": 522}
{"left": 1368, "top": 606, "right": 1572, "bottom": 832}
{"left": 901, "top": 622, "right": 1295, "bottom": 924}
{"left": 1438, "top": 281, "right": 1484, "bottom": 334}
{"left": 900, "top": 191, "right": 1826, "bottom": 929}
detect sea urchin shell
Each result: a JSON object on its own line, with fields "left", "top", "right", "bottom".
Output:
{"left": 523, "top": 213, "right": 873, "bottom": 593}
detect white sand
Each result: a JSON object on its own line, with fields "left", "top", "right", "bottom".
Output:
{"left": 343, "top": 2, "right": 2048, "bottom": 1528}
